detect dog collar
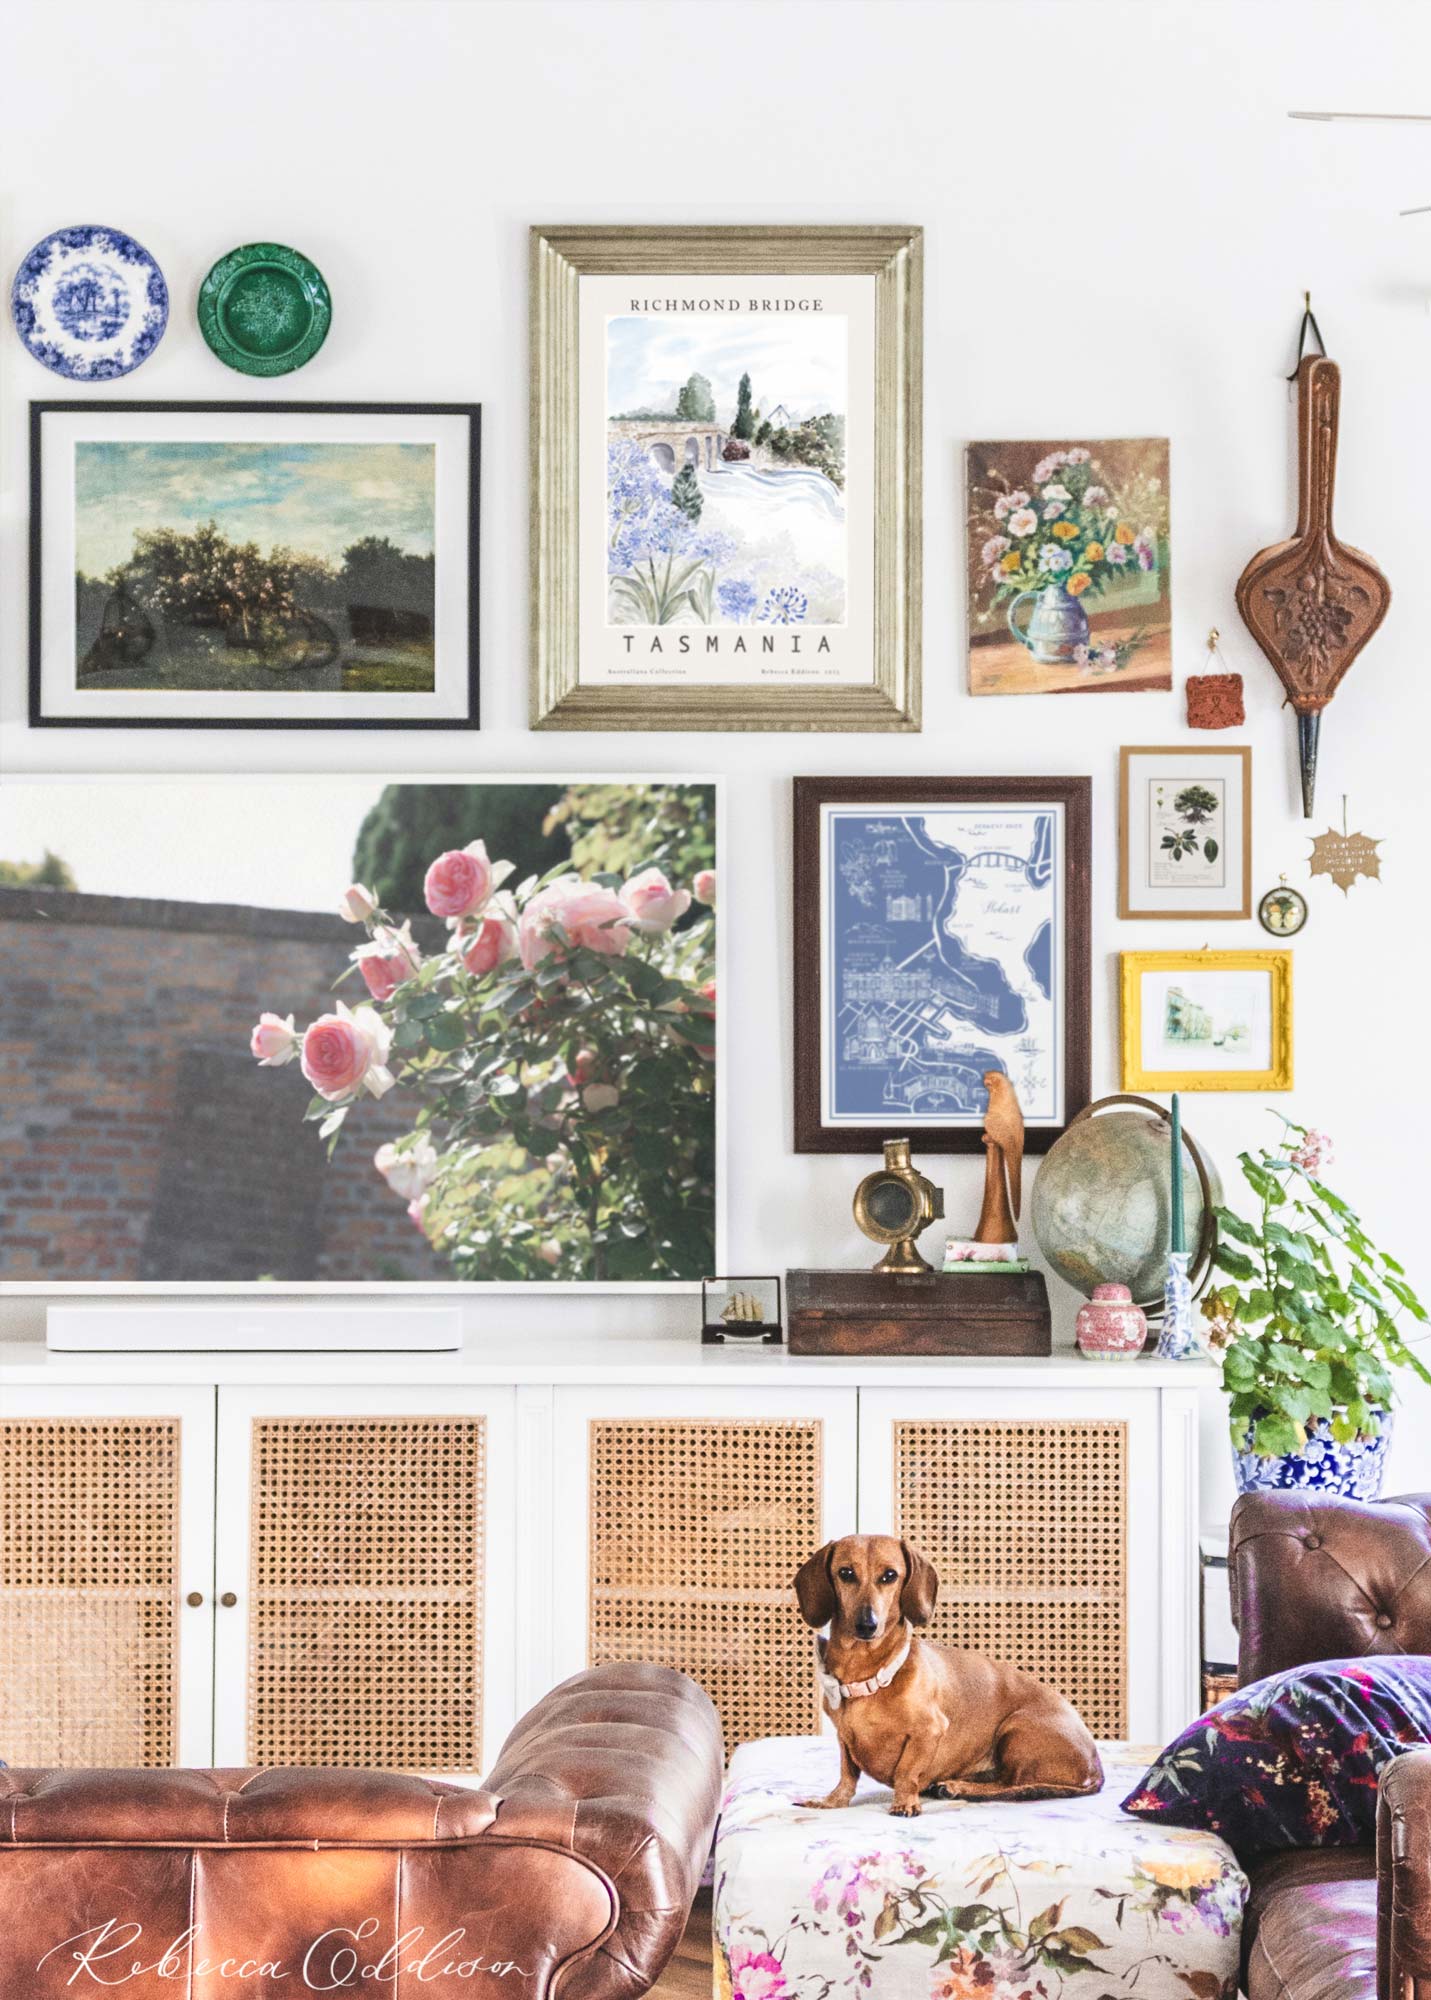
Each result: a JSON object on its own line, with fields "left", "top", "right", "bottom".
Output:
{"left": 816, "top": 1628, "right": 911, "bottom": 1707}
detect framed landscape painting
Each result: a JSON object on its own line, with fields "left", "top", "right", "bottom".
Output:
{"left": 0, "top": 774, "right": 721, "bottom": 1290}
{"left": 793, "top": 776, "right": 1091, "bottom": 1153}
{"left": 1120, "top": 950, "right": 1293, "bottom": 1092}
{"left": 30, "top": 401, "right": 480, "bottom": 728}
{"left": 530, "top": 225, "right": 922, "bottom": 731}
{"left": 966, "top": 438, "right": 1171, "bottom": 696}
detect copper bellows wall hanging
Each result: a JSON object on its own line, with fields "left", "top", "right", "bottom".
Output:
{"left": 1236, "top": 347, "right": 1390, "bottom": 818}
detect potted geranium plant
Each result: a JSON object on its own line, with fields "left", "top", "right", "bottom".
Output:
{"left": 1202, "top": 1117, "right": 1428, "bottom": 1498}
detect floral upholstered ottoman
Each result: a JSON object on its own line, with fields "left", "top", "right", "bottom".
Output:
{"left": 713, "top": 1738, "right": 1248, "bottom": 2000}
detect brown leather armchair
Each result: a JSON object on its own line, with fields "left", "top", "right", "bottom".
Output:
{"left": 1230, "top": 1488, "right": 1431, "bottom": 2000}
{"left": 0, "top": 1662, "right": 723, "bottom": 2000}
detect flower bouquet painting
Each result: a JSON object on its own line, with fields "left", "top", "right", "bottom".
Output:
{"left": 0, "top": 774, "right": 717, "bottom": 1289}
{"left": 966, "top": 438, "right": 1171, "bottom": 696}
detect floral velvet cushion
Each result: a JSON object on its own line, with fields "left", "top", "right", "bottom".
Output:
{"left": 1124, "top": 1656, "right": 1431, "bottom": 1854}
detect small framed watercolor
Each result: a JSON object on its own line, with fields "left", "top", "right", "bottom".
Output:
{"left": 1120, "top": 950, "right": 1293, "bottom": 1093}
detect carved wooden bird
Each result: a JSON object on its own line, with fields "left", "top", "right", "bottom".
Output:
{"left": 974, "top": 1072, "right": 1024, "bottom": 1245}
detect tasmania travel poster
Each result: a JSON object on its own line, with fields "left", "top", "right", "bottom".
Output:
{"left": 577, "top": 272, "right": 877, "bottom": 688}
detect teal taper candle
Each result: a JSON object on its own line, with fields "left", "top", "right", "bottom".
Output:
{"left": 1169, "top": 1092, "right": 1186, "bottom": 1256}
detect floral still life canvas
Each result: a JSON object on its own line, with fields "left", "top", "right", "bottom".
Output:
{"left": 967, "top": 439, "right": 1171, "bottom": 696}
{"left": 0, "top": 776, "right": 717, "bottom": 1289}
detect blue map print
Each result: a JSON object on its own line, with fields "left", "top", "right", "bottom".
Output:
{"left": 824, "top": 806, "right": 1061, "bottom": 1127}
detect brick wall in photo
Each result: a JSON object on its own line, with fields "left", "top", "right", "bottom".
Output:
{"left": 0, "top": 888, "right": 446, "bottom": 1284}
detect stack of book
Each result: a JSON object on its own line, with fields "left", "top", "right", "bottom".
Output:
{"left": 941, "top": 1240, "right": 1030, "bottom": 1276}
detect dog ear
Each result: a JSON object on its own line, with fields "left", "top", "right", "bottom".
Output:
{"left": 899, "top": 1541, "right": 938, "bottom": 1626}
{"left": 793, "top": 1542, "right": 838, "bottom": 1628}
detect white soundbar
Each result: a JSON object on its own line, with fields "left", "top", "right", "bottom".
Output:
{"left": 46, "top": 1304, "right": 463, "bottom": 1353}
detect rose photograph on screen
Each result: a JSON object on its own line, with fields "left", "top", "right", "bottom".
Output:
{"left": 0, "top": 776, "right": 718, "bottom": 1288}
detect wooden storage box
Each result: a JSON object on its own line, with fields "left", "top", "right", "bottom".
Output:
{"left": 786, "top": 1268, "right": 1052, "bottom": 1357}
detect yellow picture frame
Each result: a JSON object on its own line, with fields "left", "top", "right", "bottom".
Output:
{"left": 1120, "top": 950, "right": 1293, "bottom": 1092}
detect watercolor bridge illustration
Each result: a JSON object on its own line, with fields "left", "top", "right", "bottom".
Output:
{"left": 609, "top": 417, "right": 731, "bottom": 471}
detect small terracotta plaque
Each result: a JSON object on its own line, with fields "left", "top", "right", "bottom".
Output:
{"left": 1186, "top": 672, "right": 1245, "bottom": 729}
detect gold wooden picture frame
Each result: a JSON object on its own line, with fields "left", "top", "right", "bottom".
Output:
{"left": 1120, "top": 950, "right": 1293, "bottom": 1092}
{"left": 530, "top": 225, "right": 922, "bottom": 731}
{"left": 1117, "top": 745, "right": 1252, "bottom": 920}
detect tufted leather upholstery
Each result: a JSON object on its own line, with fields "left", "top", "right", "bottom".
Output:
{"left": 1229, "top": 1492, "right": 1431, "bottom": 2000}
{"left": 1230, "top": 1489, "right": 1431, "bottom": 1686}
{"left": 2, "top": 1663, "right": 723, "bottom": 2000}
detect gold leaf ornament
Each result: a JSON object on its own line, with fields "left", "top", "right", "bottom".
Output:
{"left": 1309, "top": 798, "right": 1382, "bottom": 894}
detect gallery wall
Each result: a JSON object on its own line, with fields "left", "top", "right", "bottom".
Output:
{"left": 2, "top": 0, "right": 1429, "bottom": 1526}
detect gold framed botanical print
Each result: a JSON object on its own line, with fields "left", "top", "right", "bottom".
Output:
{"left": 1120, "top": 950, "right": 1293, "bottom": 1093}
{"left": 1118, "top": 745, "right": 1252, "bottom": 919}
{"left": 530, "top": 225, "right": 922, "bottom": 731}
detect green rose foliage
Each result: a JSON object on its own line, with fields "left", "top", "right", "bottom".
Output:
{"left": 1208, "top": 1115, "right": 1428, "bottom": 1457}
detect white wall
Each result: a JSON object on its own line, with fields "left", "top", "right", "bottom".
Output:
{"left": 3, "top": 0, "right": 1430, "bottom": 1525}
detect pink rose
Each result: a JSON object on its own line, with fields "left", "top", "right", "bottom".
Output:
{"left": 537, "top": 1240, "right": 561, "bottom": 1267}
{"left": 621, "top": 866, "right": 692, "bottom": 933}
{"left": 249, "top": 1012, "right": 298, "bottom": 1067}
{"left": 693, "top": 868, "right": 716, "bottom": 905}
{"left": 568, "top": 1047, "right": 599, "bottom": 1088}
{"left": 354, "top": 923, "right": 422, "bottom": 1003}
{"left": 518, "top": 876, "right": 632, "bottom": 969}
{"left": 338, "top": 883, "right": 378, "bottom": 924}
{"left": 374, "top": 1136, "right": 439, "bottom": 1202}
{"left": 407, "top": 1197, "right": 429, "bottom": 1234}
{"left": 460, "top": 911, "right": 517, "bottom": 977}
{"left": 300, "top": 1002, "right": 395, "bottom": 1103}
{"left": 423, "top": 840, "right": 496, "bottom": 920}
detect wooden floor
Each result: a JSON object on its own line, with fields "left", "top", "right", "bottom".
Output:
{"left": 651, "top": 1891, "right": 711, "bottom": 2000}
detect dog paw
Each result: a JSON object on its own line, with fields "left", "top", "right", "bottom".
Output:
{"left": 889, "top": 1800, "right": 922, "bottom": 1817}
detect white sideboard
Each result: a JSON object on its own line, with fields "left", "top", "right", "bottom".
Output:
{"left": 0, "top": 1334, "right": 1216, "bottom": 1778}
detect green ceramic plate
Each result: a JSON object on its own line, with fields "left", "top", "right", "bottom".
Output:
{"left": 197, "top": 242, "right": 331, "bottom": 376}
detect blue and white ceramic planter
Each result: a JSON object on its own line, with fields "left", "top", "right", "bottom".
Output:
{"left": 11, "top": 225, "right": 168, "bottom": 380}
{"left": 1232, "top": 1412, "right": 1392, "bottom": 1501}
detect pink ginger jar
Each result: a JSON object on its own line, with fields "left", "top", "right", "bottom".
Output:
{"left": 1076, "top": 1283, "right": 1148, "bottom": 1362}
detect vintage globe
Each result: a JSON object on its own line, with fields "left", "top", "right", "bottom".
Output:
{"left": 1031, "top": 1103, "right": 1220, "bottom": 1309}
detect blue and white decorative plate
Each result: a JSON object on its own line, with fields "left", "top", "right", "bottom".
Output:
{"left": 11, "top": 225, "right": 168, "bottom": 380}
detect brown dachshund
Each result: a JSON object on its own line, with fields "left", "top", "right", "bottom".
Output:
{"left": 794, "top": 1533, "right": 1104, "bottom": 1817}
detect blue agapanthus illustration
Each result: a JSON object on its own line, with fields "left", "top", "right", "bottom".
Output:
{"left": 716, "top": 576, "right": 759, "bottom": 623}
{"left": 758, "top": 585, "right": 808, "bottom": 625}
{"left": 607, "top": 441, "right": 737, "bottom": 625}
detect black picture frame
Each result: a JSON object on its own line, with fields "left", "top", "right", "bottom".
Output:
{"left": 793, "top": 774, "right": 1092, "bottom": 1154}
{"left": 29, "top": 399, "right": 481, "bottom": 730}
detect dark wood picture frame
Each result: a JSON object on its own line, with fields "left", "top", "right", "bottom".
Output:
{"left": 793, "top": 774, "right": 1091, "bottom": 1154}
{"left": 29, "top": 400, "right": 481, "bottom": 731}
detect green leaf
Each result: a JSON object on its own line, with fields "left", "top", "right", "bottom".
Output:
{"left": 1254, "top": 1413, "right": 1304, "bottom": 1456}
{"left": 426, "top": 1013, "right": 468, "bottom": 1051}
{"left": 392, "top": 1018, "right": 427, "bottom": 1050}
{"left": 1216, "top": 1209, "right": 1260, "bottom": 1247}
{"left": 1213, "top": 1243, "right": 1258, "bottom": 1282}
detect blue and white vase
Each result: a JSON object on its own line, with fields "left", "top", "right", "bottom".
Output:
{"left": 1157, "top": 1251, "right": 1197, "bottom": 1360}
{"left": 1006, "top": 582, "right": 1090, "bottom": 665}
{"left": 1232, "top": 1412, "right": 1392, "bottom": 1501}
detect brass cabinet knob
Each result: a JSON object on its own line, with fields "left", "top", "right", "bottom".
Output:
{"left": 186, "top": 1591, "right": 205, "bottom": 1609}
{"left": 219, "top": 1591, "right": 238, "bottom": 1609}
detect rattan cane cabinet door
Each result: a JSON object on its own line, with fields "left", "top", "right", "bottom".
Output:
{"left": 0, "top": 1386, "right": 216, "bottom": 1767}
{"left": 861, "top": 1390, "right": 1146, "bottom": 1741}
{"left": 558, "top": 1388, "right": 859, "bottom": 1751}
{"left": 213, "top": 1388, "right": 515, "bottom": 1778}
